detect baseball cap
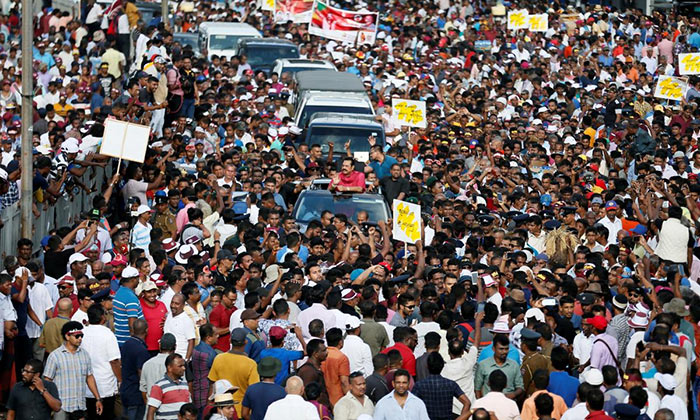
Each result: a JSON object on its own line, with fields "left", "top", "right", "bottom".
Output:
{"left": 605, "top": 200, "right": 619, "bottom": 211}
{"left": 136, "top": 204, "right": 153, "bottom": 216}
{"left": 121, "top": 266, "right": 139, "bottom": 278}
{"left": 68, "top": 253, "right": 89, "bottom": 265}
{"left": 588, "top": 315, "right": 608, "bottom": 330}
{"left": 654, "top": 373, "right": 677, "bottom": 390}
{"left": 240, "top": 309, "right": 261, "bottom": 321}
{"left": 269, "top": 326, "right": 287, "bottom": 340}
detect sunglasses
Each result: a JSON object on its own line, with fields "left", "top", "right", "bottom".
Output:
{"left": 403, "top": 305, "right": 415, "bottom": 309}
{"left": 70, "top": 333, "right": 84, "bottom": 339}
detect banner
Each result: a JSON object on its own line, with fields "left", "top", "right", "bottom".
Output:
{"left": 393, "top": 200, "right": 421, "bottom": 244}
{"left": 528, "top": 14, "right": 548, "bottom": 32}
{"left": 309, "top": 0, "right": 378, "bottom": 45}
{"left": 275, "top": 0, "right": 314, "bottom": 23}
{"left": 507, "top": 10, "right": 529, "bottom": 30}
{"left": 260, "top": 0, "right": 275, "bottom": 11}
{"left": 392, "top": 99, "right": 427, "bottom": 129}
{"left": 654, "top": 75, "right": 688, "bottom": 101}
{"left": 679, "top": 53, "right": 700, "bottom": 75}
{"left": 474, "top": 40, "right": 492, "bottom": 52}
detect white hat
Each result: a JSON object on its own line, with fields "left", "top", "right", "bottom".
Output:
{"left": 489, "top": 321, "right": 511, "bottom": 334}
{"left": 496, "top": 97, "right": 507, "bottom": 105}
{"left": 68, "top": 253, "right": 89, "bottom": 265}
{"left": 627, "top": 312, "right": 649, "bottom": 328}
{"left": 61, "top": 140, "right": 80, "bottom": 154}
{"left": 121, "top": 266, "right": 139, "bottom": 278}
{"left": 175, "top": 244, "right": 196, "bottom": 265}
{"left": 135, "top": 280, "right": 158, "bottom": 295}
{"left": 136, "top": 204, "right": 153, "bottom": 216}
{"left": 482, "top": 274, "right": 497, "bottom": 288}
{"left": 583, "top": 368, "right": 604, "bottom": 386}
{"left": 654, "top": 373, "right": 677, "bottom": 390}
{"left": 525, "top": 308, "right": 545, "bottom": 325}
{"left": 208, "top": 380, "right": 239, "bottom": 400}
{"left": 345, "top": 317, "right": 364, "bottom": 330}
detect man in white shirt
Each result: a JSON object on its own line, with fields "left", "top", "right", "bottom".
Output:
{"left": 483, "top": 275, "right": 502, "bottom": 311}
{"left": 598, "top": 201, "right": 623, "bottom": 244}
{"left": 656, "top": 373, "right": 688, "bottom": 420}
{"left": 264, "top": 376, "right": 320, "bottom": 420}
{"left": 297, "top": 286, "right": 337, "bottom": 340}
{"left": 573, "top": 316, "right": 595, "bottom": 366}
{"left": 164, "top": 294, "right": 196, "bottom": 360}
{"left": 341, "top": 317, "right": 373, "bottom": 378}
{"left": 24, "top": 266, "right": 54, "bottom": 360}
{"left": 561, "top": 383, "right": 594, "bottom": 420}
{"left": 413, "top": 303, "right": 440, "bottom": 358}
{"left": 471, "top": 370, "right": 520, "bottom": 420}
{"left": 81, "top": 303, "right": 121, "bottom": 418}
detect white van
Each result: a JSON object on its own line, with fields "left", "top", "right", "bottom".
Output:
{"left": 198, "top": 22, "right": 261, "bottom": 60}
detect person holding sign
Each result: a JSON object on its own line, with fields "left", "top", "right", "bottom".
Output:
{"left": 329, "top": 156, "right": 365, "bottom": 193}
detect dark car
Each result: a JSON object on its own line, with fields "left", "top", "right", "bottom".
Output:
{"left": 236, "top": 38, "right": 300, "bottom": 74}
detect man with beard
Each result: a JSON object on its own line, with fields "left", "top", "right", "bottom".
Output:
{"left": 373, "top": 369, "right": 429, "bottom": 420}
{"left": 6, "top": 359, "right": 61, "bottom": 419}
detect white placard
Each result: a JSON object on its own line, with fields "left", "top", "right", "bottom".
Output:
{"left": 100, "top": 119, "right": 151, "bottom": 163}
{"left": 393, "top": 199, "right": 421, "bottom": 244}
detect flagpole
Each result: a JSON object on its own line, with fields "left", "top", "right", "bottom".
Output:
{"left": 20, "top": 0, "right": 33, "bottom": 239}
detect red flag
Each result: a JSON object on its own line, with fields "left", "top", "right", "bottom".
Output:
{"left": 103, "top": 0, "right": 123, "bottom": 19}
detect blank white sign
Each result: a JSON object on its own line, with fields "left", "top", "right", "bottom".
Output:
{"left": 100, "top": 119, "right": 150, "bottom": 163}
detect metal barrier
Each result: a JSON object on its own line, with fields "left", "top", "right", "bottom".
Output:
{"left": 0, "top": 164, "right": 112, "bottom": 266}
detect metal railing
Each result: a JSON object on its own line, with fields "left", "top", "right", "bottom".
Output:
{"left": 0, "top": 164, "right": 112, "bottom": 265}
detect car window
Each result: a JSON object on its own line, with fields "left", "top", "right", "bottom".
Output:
{"left": 294, "top": 194, "right": 389, "bottom": 223}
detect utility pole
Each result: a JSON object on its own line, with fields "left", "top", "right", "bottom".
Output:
{"left": 162, "top": 0, "right": 168, "bottom": 31}
{"left": 20, "top": 0, "right": 33, "bottom": 239}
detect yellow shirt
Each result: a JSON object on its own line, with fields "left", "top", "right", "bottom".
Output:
{"left": 101, "top": 48, "right": 125, "bottom": 79}
{"left": 208, "top": 352, "right": 259, "bottom": 416}
{"left": 125, "top": 2, "right": 140, "bottom": 28}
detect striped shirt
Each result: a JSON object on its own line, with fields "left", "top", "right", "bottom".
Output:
{"left": 43, "top": 344, "right": 93, "bottom": 412}
{"left": 131, "top": 222, "right": 152, "bottom": 253}
{"left": 113, "top": 285, "right": 144, "bottom": 345}
{"left": 148, "top": 374, "right": 191, "bottom": 419}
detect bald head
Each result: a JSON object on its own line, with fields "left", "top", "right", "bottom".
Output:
{"left": 57, "top": 297, "right": 73, "bottom": 316}
{"left": 132, "top": 318, "right": 148, "bottom": 337}
{"left": 285, "top": 376, "right": 304, "bottom": 395}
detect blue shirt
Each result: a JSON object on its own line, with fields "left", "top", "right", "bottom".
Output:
{"left": 548, "top": 371, "right": 579, "bottom": 407}
{"left": 259, "top": 347, "right": 304, "bottom": 385}
{"left": 374, "top": 391, "right": 430, "bottom": 420}
{"left": 119, "top": 336, "right": 150, "bottom": 406}
{"left": 244, "top": 328, "right": 266, "bottom": 362}
{"left": 412, "top": 375, "right": 465, "bottom": 420}
{"left": 477, "top": 343, "right": 521, "bottom": 364}
{"left": 113, "top": 286, "right": 144, "bottom": 345}
{"left": 242, "top": 381, "right": 287, "bottom": 420}
{"left": 370, "top": 155, "right": 398, "bottom": 180}
{"left": 194, "top": 341, "right": 217, "bottom": 368}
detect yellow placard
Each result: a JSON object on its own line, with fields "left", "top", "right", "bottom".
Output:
{"left": 393, "top": 200, "right": 421, "bottom": 244}
{"left": 654, "top": 75, "right": 687, "bottom": 101}
{"left": 528, "top": 14, "right": 548, "bottom": 32}
{"left": 507, "top": 10, "right": 529, "bottom": 30}
{"left": 392, "top": 99, "right": 427, "bottom": 129}
{"left": 679, "top": 53, "right": 700, "bottom": 75}
{"left": 262, "top": 0, "right": 275, "bottom": 11}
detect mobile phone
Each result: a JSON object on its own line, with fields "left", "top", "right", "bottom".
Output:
{"left": 471, "top": 272, "right": 479, "bottom": 284}
{"left": 542, "top": 298, "right": 557, "bottom": 307}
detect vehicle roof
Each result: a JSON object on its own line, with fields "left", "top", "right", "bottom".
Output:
{"left": 278, "top": 59, "right": 335, "bottom": 66}
{"left": 299, "top": 189, "right": 384, "bottom": 198}
{"left": 199, "top": 22, "right": 260, "bottom": 34}
{"left": 239, "top": 38, "right": 297, "bottom": 46}
{"left": 308, "top": 113, "right": 381, "bottom": 127}
{"left": 296, "top": 70, "right": 365, "bottom": 92}
{"left": 304, "top": 94, "right": 371, "bottom": 104}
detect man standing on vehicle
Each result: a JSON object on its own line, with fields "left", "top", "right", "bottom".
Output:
{"left": 330, "top": 157, "right": 365, "bottom": 193}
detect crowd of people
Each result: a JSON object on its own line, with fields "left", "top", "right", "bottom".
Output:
{"left": 1, "top": 0, "right": 700, "bottom": 419}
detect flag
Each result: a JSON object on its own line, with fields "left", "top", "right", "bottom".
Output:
{"left": 104, "top": 0, "right": 123, "bottom": 19}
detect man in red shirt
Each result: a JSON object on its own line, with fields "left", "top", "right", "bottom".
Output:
{"left": 139, "top": 280, "right": 168, "bottom": 353}
{"left": 584, "top": 389, "right": 614, "bottom": 420}
{"left": 209, "top": 286, "right": 237, "bottom": 352}
{"left": 381, "top": 326, "right": 418, "bottom": 376}
{"left": 329, "top": 157, "right": 366, "bottom": 193}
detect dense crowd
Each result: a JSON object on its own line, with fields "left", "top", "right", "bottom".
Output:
{"left": 3, "top": 0, "right": 700, "bottom": 419}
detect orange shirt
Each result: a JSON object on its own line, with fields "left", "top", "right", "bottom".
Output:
{"left": 321, "top": 346, "right": 350, "bottom": 406}
{"left": 521, "top": 390, "right": 568, "bottom": 420}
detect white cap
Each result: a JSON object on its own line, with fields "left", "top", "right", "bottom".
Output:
{"left": 61, "top": 140, "right": 80, "bottom": 154}
{"left": 345, "top": 317, "right": 364, "bottom": 330}
{"left": 121, "top": 266, "right": 139, "bottom": 278}
{"left": 209, "top": 380, "right": 239, "bottom": 400}
{"left": 583, "top": 368, "right": 604, "bottom": 386}
{"left": 654, "top": 373, "right": 677, "bottom": 390}
{"left": 627, "top": 312, "right": 649, "bottom": 328}
{"left": 68, "top": 253, "right": 89, "bottom": 265}
{"left": 136, "top": 204, "right": 152, "bottom": 216}
{"left": 489, "top": 321, "right": 511, "bottom": 334}
{"left": 524, "top": 308, "right": 545, "bottom": 324}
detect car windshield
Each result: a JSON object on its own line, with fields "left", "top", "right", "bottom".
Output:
{"left": 280, "top": 67, "right": 329, "bottom": 77}
{"left": 245, "top": 46, "right": 299, "bottom": 67}
{"left": 307, "top": 126, "right": 384, "bottom": 155}
{"left": 299, "top": 105, "right": 372, "bottom": 128}
{"left": 294, "top": 194, "right": 389, "bottom": 223}
{"left": 175, "top": 35, "right": 198, "bottom": 52}
{"left": 208, "top": 35, "right": 242, "bottom": 50}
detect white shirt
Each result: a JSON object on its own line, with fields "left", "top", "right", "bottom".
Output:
{"left": 573, "top": 333, "right": 594, "bottom": 365}
{"left": 26, "top": 282, "right": 53, "bottom": 339}
{"left": 378, "top": 321, "right": 395, "bottom": 347}
{"left": 340, "top": 334, "right": 373, "bottom": 378}
{"left": 43, "top": 275, "right": 60, "bottom": 305}
{"left": 598, "top": 216, "right": 623, "bottom": 244}
{"left": 263, "top": 394, "right": 320, "bottom": 420}
{"left": 71, "top": 308, "right": 89, "bottom": 326}
{"left": 660, "top": 394, "right": 688, "bottom": 420}
{"left": 164, "top": 312, "right": 196, "bottom": 359}
{"left": 229, "top": 308, "right": 244, "bottom": 332}
{"left": 81, "top": 324, "right": 121, "bottom": 398}
{"left": 561, "top": 402, "right": 589, "bottom": 420}
{"left": 626, "top": 331, "right": 646, "bottom": 361}
{"left": 472, "top": 391, "right": 521, "bottom": 420}
{"left": 442, "top": 346, "right": 479, "bottom": 411}
{"left": 655, "top": 218, "right": 690, "bottom": 264}
{"left": 413, "top": 321, "right": 440, "bottom": 358}
{"left": 297, "top": 303, "right": 337, "bottom": 341}
{"left": 0, "top": 292, "right": 17, "bottom": 351}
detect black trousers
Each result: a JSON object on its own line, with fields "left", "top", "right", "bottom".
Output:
{"left": 86, "top": 395, "right": 116, "bottom": 420}
{"left": 13, "top": 335, "right": 31, "bottom": 380}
